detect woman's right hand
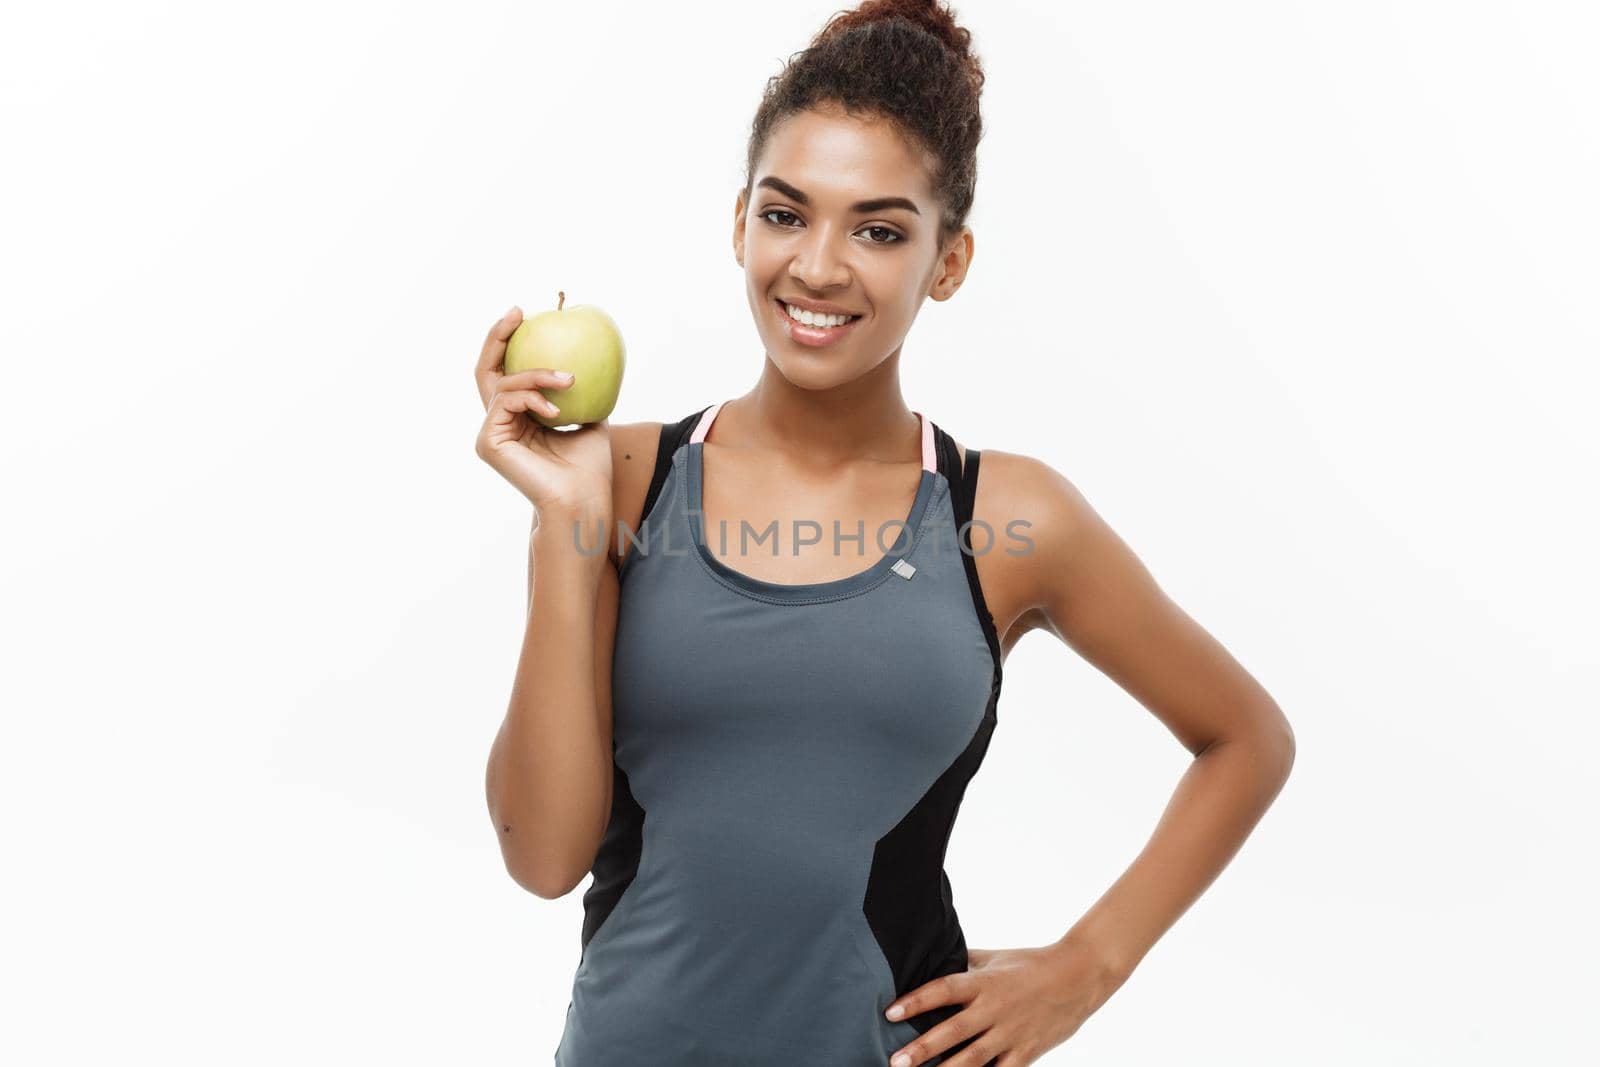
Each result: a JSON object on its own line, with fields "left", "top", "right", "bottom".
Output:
{"left": 474, "top": 307, "right": 614, "bottom": 520}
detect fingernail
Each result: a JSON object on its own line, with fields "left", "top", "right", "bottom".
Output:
{"left": 891, "top": 1054, "right": 910, "bottom": 1067}
{"left": 558, "top": 371, "right": 574, "bottom": 381}
{"left": 885, "top": 1003, "right": 903, "bottom": 1021}
{"left": 505, "top": 305, "right": 520, "bottom": 318}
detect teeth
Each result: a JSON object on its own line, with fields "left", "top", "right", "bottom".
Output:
{"left": 784, "top": 302, "right": 856, "bottom": 328}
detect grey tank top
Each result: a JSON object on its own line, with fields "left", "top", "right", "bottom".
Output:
{"left": 554, "top": 400, "right": 1003, "bottom": 1066}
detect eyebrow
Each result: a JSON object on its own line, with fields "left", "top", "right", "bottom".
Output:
{"left": 756, "top": 175, "right": 921, "bottom": 216}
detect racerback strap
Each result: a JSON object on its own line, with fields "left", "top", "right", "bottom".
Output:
{"left": 636, "top": 405, "right": 714, "bottom": 538}
{"left": 935, "top": 426, "right": 1002, "bottom": 678}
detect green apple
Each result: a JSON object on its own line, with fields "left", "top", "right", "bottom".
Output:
{"left": 504, "top": 291, "right": 626, "bottom": 427}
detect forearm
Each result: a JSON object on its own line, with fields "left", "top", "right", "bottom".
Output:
{"left": 526, "top": 507, "right": 542, "bottom": 613}
{"left": 488, "top": 509, "right": 613, "bottom": 897}
{"left": 1051, "top": 722, "right": 1295, "bottom": 983}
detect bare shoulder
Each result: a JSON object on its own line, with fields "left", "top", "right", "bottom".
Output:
{"left": 947, "top": 440, "right": 1096, "bottom": 652}
{"left": 607, "top": 420, "right": 665, "bottom": 569}
{"left": 971, "top": 447, "right": 1094, "bottom": 549}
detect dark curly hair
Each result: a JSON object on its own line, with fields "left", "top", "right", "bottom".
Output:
{"left": 742, "top": 0, "right": 986, "bottom": 250}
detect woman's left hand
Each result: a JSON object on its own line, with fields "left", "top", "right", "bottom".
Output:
{"left": 883, "top": 941, "right": 1125, "bottom": 1066}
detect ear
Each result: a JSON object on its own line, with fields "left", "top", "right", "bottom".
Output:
{"left": 928, "top": 226, "right": 974, "bottom": 303}
{"left": 732, "top": 189, "right": 747, "bottom": 267}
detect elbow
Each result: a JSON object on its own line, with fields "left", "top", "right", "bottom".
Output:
{"left": 493, "top": 821, "right": 591, "bottom": 899}
{"left": 515, "top": 872, "right": 581, "bottom": 902}
{"left": 1263, "top": 713, "right": 1296, "bottom": 787}
{"left": 486, "top": 771, "right": 578, "bottom": 899}
{"left": 486, "top": 796, "right": 598, "bottom": 900}
{"left": 489, "top": 805, "right": 586, "bottom": 900}
{"left": 502, "top": 852, "right": 586, "bottom": 900}
{"left": 1203, "top": 708, "right": 1296, "bottom": 788}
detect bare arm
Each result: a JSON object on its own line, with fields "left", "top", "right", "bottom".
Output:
{"left": 472, "top": 306, "right": 622, "bottom": 900}
{"left": 486, "top": 509, "right": 618, "bottom": 899}
{"left": 1012, "top": 458, "right": 1297, "bottom": 984}
{"left": 877, "top": 458, "right": 1298, "bottom": 1067}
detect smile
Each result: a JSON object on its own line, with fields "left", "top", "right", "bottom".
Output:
{"left": 773, "top": 298, "right": 863, "bottom": 348}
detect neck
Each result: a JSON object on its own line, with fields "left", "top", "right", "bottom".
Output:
{"left": 722, "top": 363, "right": 921, "bottom": 470}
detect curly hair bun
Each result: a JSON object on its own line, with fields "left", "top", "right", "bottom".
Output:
{"left": 815, "top": 0, "right": 985, "bottom": 94}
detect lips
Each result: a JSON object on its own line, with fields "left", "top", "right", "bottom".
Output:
{"left": 774, "top": 298, "right": 861, "bottom": 325}
{"left": 772, "top": 298, "right": 864, "bottom": 348}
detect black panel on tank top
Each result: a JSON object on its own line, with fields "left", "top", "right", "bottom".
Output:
{"left": 577, "top": 763, "right": 644, "bottom": 960}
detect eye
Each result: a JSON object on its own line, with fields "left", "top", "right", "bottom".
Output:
{"left": 759, "top": 210, "right": 904, "bottom": 245}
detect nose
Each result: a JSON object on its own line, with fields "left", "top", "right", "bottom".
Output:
{"left": 787, "top": 220, "right": 852, "bottom": 292}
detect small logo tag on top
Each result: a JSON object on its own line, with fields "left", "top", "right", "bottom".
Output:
{"left": 891, "top": 558, "right": 917, "bottom": 580}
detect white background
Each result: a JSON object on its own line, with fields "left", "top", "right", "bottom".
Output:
{"left": 3, "top": 1, "right": 1595, "bottom": 1063}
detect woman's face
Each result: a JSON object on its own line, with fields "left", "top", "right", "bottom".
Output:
{"left": 734, "top": 106, "right": 972, "bottom": 388}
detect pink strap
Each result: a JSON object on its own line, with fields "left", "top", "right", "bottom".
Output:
{"left": 913, "top": 409, "right": 935, "bottom": 472}
{"left": 692, "top": 400, "right": 934, "bottom": 471}
{"left": 689, "top": 400, "right": 725, "bottom": 444}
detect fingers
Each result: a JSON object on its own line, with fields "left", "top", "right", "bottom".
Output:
{"left": 886, "top": 971, "right": 971, "bottom": 1024}
{"left": 888, "top": 1003, "right": 986, "bottom": 1067}
{"left": 492, "top": 385, "right": 562, "bottom": 421}
{"left": 927, "top": 1032, "right": 1004, "bottom": 1067}
{"left": 494, "top": 370, "right": 573, "bottom": 417}
{"left": 474, "top": 305, "right": 524, "bottom": 409}
{"left": 497, "top": 368, "right": 576, "bottom": 393}
{"left": 476, "top": 386, "right": 562, "bottom": 464}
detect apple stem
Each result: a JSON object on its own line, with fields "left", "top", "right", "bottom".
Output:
{"left": 558, "top": 291, "right": 565, "bottom": 311}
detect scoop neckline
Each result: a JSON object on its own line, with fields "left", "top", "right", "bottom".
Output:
{"left": 683, "top": 422, "right": 939, "bottom": 605}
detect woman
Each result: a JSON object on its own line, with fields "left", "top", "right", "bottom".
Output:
{"left": 475, "top": 2, "right": 1295, "bottom": 1064}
